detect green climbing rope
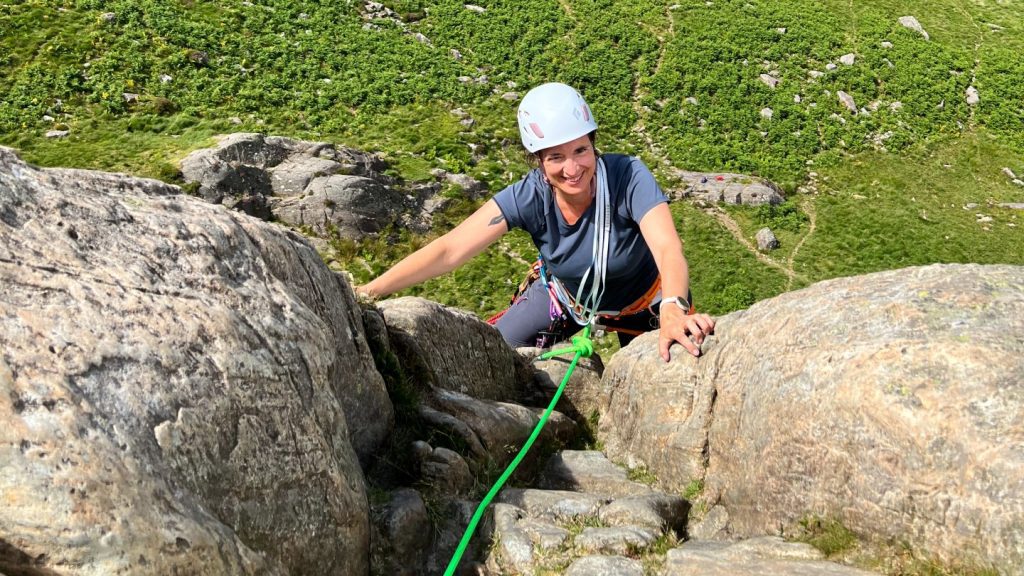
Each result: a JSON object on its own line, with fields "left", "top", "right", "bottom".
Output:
{"left": 442, "top": 326, "right": 594, "bottom": 576}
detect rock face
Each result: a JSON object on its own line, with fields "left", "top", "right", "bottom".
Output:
{"left": 179, "top": 133, "right": 484, "bottom": 239}
{"left": 0, "top": 147, "right": 392, "bottom": 575}
{"left": 668, "top": 169, "right": 784, "bottom": 206}
{"left": 378, "top": 297, "right": 531, "bottom": 401}
{"left": 600, "top": 263, "right": 1024, "bottom": 573}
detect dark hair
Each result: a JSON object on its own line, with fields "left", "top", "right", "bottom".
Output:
{"left": 523, "top": 131, "right": 599, "bottom": 167}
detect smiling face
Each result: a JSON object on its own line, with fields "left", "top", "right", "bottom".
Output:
{"left": 538, "top": 133, "right": 597, "bottom": 199}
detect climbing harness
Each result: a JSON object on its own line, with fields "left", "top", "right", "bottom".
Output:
{"left": 442, "top": 326, "right": 595, "bottom": 576}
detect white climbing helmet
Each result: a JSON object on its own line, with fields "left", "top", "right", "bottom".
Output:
{"left": 517, "top": 82, "right": 598, "bottom": 153}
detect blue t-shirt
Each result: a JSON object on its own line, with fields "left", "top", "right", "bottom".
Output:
{"left": 493, "top": 154, "right": 668, "bottom": 312}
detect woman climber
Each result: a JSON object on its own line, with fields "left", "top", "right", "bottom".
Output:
{"left": 357, "top": 82, "right": 715, "bottom": 362}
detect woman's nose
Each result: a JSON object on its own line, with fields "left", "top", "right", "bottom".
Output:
{"left": 564, "top": 157, "right": 580, "bottom": 175}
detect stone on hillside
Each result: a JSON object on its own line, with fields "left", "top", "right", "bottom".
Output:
{"left": 501, "top": 91, "right": 519, "bottom": 101}
{"left": 881, "top": 41, "right": 893, "bottom": 48}
{"left": 759, "top": 107, "right": 773, "bottom": 120}
{"left": 688, "top": 504, "right": 730, "bottom": 540}
{"left": 825, "top": 62, "right": 837, "bottom": 71}
{"left": 899, "top": 15, "right": 929, "bottom": 40}
{"left": 565, "top": 555, "right": 643, "bottom": 576}
{"left": 966, "top": 85, "right": 980, "bottom": 105}
{"left": 465, "top": 4, "right": 486, "bottom": 13}
{"left": 839, "top": 53, "right": 856, "bottom": 65}
{"left": 0, "top": 147, "right": 392, "bottom": 575}
{"left": 759, "top": 74, "right": 779, "bottom": 89}
{"left": 180, "top": 133, "right": 423, "bottom": 238}
{"left": 444, "top": 172, "right": 487, "bottom": 197}
{"left": 274, "top": 173, "right": 407, "bottom": 237}
{"left": 497, "top": 488, "right": 608, "bottom": 521}
{"left": 489, "top": 504, "right": 536, "bottom": 573}
{"left": 377, "top": 297, "right": 531, "bottom": 401}
{"left": 599, "top": 263, "right": 1024, "bottom": 573}
{"left": 664, "top": 537, "right": 877, "bottom": 575}
{"left": 537, "top": 451, "right": 654, "bottom": 498}
{"left": 575, "top": 526, "right": 659, "bottom": 555}
{"left": 837, "top": 90, "right": 857, "bottom": 113}
{"left": 373, "top": 488, "right": 431, "bottom": 576}
{"left": 530, "top": 352, "right": 605, "bottom": 425}
{"left": 669, "top": 169, "right": 784, "bottom": 206}
{"left": 418, "top": 404, "right": 489, "bottom": 462}
{"left": 420, "top": 446, "right": 474, "bottom": 495}
{"left": 756, "top": 227, "right": 780, "bottom": 251}
{"left": 44, "top": 129, "right": 69, "bottom": 138}
{"left": 598, "top": 493, "right": 689, "bottom": 533}
{"left": 999, "top": 202, "right": 1024, "bottom": 209}
{"left": 1002, "top": 167, "right": 1018, "bottom": 180}
{"left": 431, "top": 388, "right": 576, "bottom": 467}
{"left": 808, "top": 70, "right": 824, "bottom": 79}
{"left": 518, "top": 518, "right": 570, "bottom": 549}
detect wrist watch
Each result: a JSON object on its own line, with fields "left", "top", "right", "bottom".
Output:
{"left": 660, "top": 296, "right": 691, "bottom": 313}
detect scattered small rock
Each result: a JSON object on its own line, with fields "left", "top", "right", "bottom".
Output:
{"left": 776, "top": 27, "right": 786, "bottom": 34}
{"left": 685, "top": 96, "right": 699, "bottom": 105}
{"left": 839, "top": 53, "right": 856, "bottom": 66}
{"left": 794, "top": 94, "right": 802, "bottom": 103}
{"left": 760, "top": 108, "right": 773, "bottom": 120}
{"left": 122, "top": 92, "right": 139, "bottom": 103}
{"left": 837, "top": 91, "right": 857, "bottom": 113}
{"left": 966, "top": 86, "right": 980, "bottom": 105}
{"left": 881, "top": 41, "right": 894, "bottom": 48}
{"left": 464, "top": 4, "right": 485, "bottom": 12}
{"left": 759, "top": 74, "right": 780, "bottom": 89}
{"left": 99, "top": 12, "right": 116, "bottom": 23}
{"left": 450, "top": 48, "right": 462, "bottom": 60}
{"left": 825, "top": 63, "right": 837, "bottom": 71}
{"left": 1002, "top": 167, "right": 1018, "bottom": 180}
{"left": 413, "top": 32, "right": 431, "bottom": 44}
{"left": 501, "top": 92, "right": 519, "bottom": 102}
{"left": 45, "top": 130, "right": 69, "bottom": 138}
{"left": 188, "top": 50, "right": 209, "bottom": 66}
{"left": 756, "top": 228, "right": 780, "bottom": 251}
{"left": 159, "top": 74, "right": 173, "bottom": 83}
{"left": 899, "top": 15, "right": 930, "bottom": 40}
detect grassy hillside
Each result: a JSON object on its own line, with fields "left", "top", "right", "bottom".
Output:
{"left": 2, "top": 0, "right": 1022, "bottom": 317}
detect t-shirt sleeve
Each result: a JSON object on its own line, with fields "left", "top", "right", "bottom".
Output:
{"left": 624, "top": 157, "right": 669, "bottom": 222}
{"left": 492, "top": 171, "right": 542, "bottom": 231}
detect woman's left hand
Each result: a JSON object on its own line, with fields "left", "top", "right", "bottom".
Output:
{"left": 658, "top": 305, "right": 715, "bottom": 362}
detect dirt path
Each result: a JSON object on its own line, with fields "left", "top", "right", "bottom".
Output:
{"left": 785, "top": 197, "right": 817, "bottom": 290}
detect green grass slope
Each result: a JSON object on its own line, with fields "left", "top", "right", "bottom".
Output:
{"left": 2, "top": 0, "right": 1022, "bottom": 317}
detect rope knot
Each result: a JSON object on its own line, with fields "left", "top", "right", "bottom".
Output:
{"left": 571, "top": 334, "right": 594, "bottom": 357}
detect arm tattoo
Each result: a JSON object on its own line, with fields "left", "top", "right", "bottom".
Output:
{"left": 488, "top": 214, "right": 505, "bottom": 226}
